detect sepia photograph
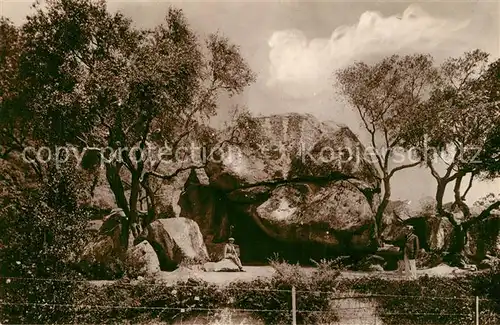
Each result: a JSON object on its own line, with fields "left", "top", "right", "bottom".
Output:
{"left": 0, "top": 0, "right": 499, "bottom": 324}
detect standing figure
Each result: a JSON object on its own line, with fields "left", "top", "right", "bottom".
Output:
{"left": 224, "top": 237, "right": 245, "bottom": 272}
{"left": 404, "top": 226, "right": 419, "bottom": 279}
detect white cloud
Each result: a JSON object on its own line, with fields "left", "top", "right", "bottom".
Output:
{"left": 267, "top": 4, "right": 471, "bottom": 99}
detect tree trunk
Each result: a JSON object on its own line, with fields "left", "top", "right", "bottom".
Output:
{"left": 373, "top": 177, "right": 391, "bottom": 246}
{"left": 450, "top": 224, "right": 467, "bottom": 256}
{"left": 434, "top": 175, "right": 473, "bottom": 259}
{"left": 448, "top": 173, "right": 470, "bottom": 256}
{"left": 105, "top": 163, "right": 131, "bottom": 251}
{"left": 141, "top": 177, "right": 157, "bottom": 226}
{"left": 128, "top": 171, "right": 141, "bottom": 239}
{"left": 453, "top": 173, "right": 471, "bottom": 220}
{"left": 435, "top": 179, "right": 448, "bottom": 218}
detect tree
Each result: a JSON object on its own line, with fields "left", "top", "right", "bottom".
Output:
{"left": 335, "top": 54, "right": 439, "bottom": 244}
{"left": 414, "top": 50, "right": 500, "bottom": 257}
{"left": 0, "top": 0, "right": 255, "bottom": 251}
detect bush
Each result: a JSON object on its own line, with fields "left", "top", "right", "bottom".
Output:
{"left": 0, "top": 163, "right": 93, "bottom": 323}
{"left": 2, "top": 266, "right": 500, "bottom": 324}
{"left": 336, "top": 270, "right": 500, "bottom": 325}
{"left": 264, "top": 255, "right": 340, "bottom": 324}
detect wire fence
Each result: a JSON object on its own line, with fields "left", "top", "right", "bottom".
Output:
{"left": 0, "top": 276, "right": 499, "bottom": 325}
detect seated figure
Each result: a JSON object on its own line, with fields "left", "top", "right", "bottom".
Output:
{"left": 223, "top": 237, "right": 245, "bottom": 272}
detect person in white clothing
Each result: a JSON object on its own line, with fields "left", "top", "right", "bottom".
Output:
{"left": 404, "top": 226, "right": 419, "bottom": 279}
{"left": 224, "top": 238, "right": 244, "bottom": 272}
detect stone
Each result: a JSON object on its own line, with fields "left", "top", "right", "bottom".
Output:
{"left": 204, "top": 113, "right": 379, "bottom": 191}
{"left": 368, "top": 264, "right": 384, "bottom": 272}
{"left": 380, "top": 200, "right": 414, "bottom": 243}
{"left": 253, "top": 180, "right": 374, "bottom": 247}
{"left": 377, "top": 244, "right": 401, "bottom": 255}
{"left": 179, "top": 113, "right": 381, "bottom": 262}
{"left": 203, "top": 259, "right": 240, "bottom": 272}
{"left": 127, "top": 240, "right": 161, "bottom": 277}
{"left": 478, "top": 257, "right": 499, "bottom": 270}
{"left": 140, "top": 218, "right": 209, "bottom": 270}
{"left": 78, "top": 224, "right": 134, "bottom": 277}
{"left": 85, "top": 220, "right": 103, "bottom": 234}
{"left": 366, "top": 254, "right": 386, "bottom": 266}
{"left": 426, "top": 216, "right": 453, "bottom": 252}
{"left": 100, "top": 208, "right": 126, "bottom": 235}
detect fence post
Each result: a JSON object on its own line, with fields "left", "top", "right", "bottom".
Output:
{"left": 475, "top": 296, "right": 479, "bottom": 325}
{"left": 292, "top": 286, "right": 297, "bottom": 325}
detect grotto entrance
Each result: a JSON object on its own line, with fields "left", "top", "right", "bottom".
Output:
{"left": 226, "top": 203, "right": 352, "bottom": 266}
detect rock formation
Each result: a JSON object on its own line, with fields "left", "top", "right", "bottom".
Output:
{"left": 127, "top": 240, "right": 161, "bottom": 276}
{"left": 80, "top": 112, "right": 499, "bottom": 270}
{"left": 179, "top": 113, "right": 381, "bottom": 263}
{"left": 137, "top": 218, "right": 210, "bottom": 270}
{"left": 80, "top": 217, "right": 210, "bottom": 275}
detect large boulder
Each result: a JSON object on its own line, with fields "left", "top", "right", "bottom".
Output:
{"left": 252, "top": 181, "right": 373, "bottom": 248}
{"left": 204, "top": 113, "right": 379, "bottom": 191}
{"left": 180, "top": 114, "right": 380, "bottom": 262}
{"left": 127, "top": 240, "right": 161, "bottom": 277}
{"left": 385, "top": 198, "right": 453, "bottom": 253}
{"left": 381, "top": 200, "right": 413, "bottom": 243}
{"left": 426, "top": 216, "right": 453, "bottom": 252}
{"left": 139, "top": 218, "right": 209, "bottom": 270}
{"left": 78, "top": 225, "right": 134, "bottom": 278}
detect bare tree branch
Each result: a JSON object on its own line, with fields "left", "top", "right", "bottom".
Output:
{"left": 388, "top": 161, "right": 421, "bottom": 178}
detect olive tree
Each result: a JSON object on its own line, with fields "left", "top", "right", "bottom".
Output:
{"left": 335, "top": 54, "right": 438, "bottom": 244}
{"left": 0, "top": 0, "right": 255, "bottom": 251}
{"left": 415, "top": 50, "right": 500, "bottom": 257}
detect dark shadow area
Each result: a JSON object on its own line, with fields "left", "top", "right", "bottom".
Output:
{"left": 405, "top": 217, "right": 430, "bottom": 251}
{"left": 227, "top": 203, "right": 372, "bottom": 265}
{"left": 148, "top": 241, "right": 177, "bottom": 271}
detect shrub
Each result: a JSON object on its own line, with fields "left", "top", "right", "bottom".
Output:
{"left": 2, "top": 267, "right": 500, "bottom": 324}
{"left": 336, "top": 272, "right": 500, "bottom": 325}
{"left": 416, "top": 250, "right": 443, "bottom": 268}
{"left": 0, "top": 163, "right": 93, "bottom": 323}
{"left": 264, "top": 255, "right": 340, "bottom": 324}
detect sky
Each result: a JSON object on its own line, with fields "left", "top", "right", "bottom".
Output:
{"left": 1, "top": 0, "right": 500, "bottom": 207}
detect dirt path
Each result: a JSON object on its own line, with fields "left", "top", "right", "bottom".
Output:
{"left": 90, "top": 264, "right": 472, "bottom": 287}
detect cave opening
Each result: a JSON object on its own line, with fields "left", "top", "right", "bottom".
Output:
{"left": 226, "top": 203, "right": 348, "bottom": 266}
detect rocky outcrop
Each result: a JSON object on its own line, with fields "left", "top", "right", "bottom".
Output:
{"left": 127, "top": 240, "right": 161, "bottom": 277}
{"left": 252, "top": 181, "right": 373, "bottom": 248}
{"left": 381, "top": 201, "right": 413, "bottom": 243}
{"left": 78, "top": 224, "right": 134, "bottom": 278}
{"left": 80, "top": 217, "right": 208, "bottom": 275}
{"left": 179, "top": 114, "right": 380, "bottom": 262}
{"left": 139, "top": 218, "right": 209, "bottom": 270}
{"left": 204, "top": 113, "right": 378, "bottom": 191}
{"left": 426, "top": 216, "right": 453, "bottom": 252}
{"left": 384, "top": 198, "right": 454, "bottom": 253}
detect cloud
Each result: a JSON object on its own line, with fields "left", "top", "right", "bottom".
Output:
{"left": 267, "top": 4, "right": 471, "bottom": 99}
